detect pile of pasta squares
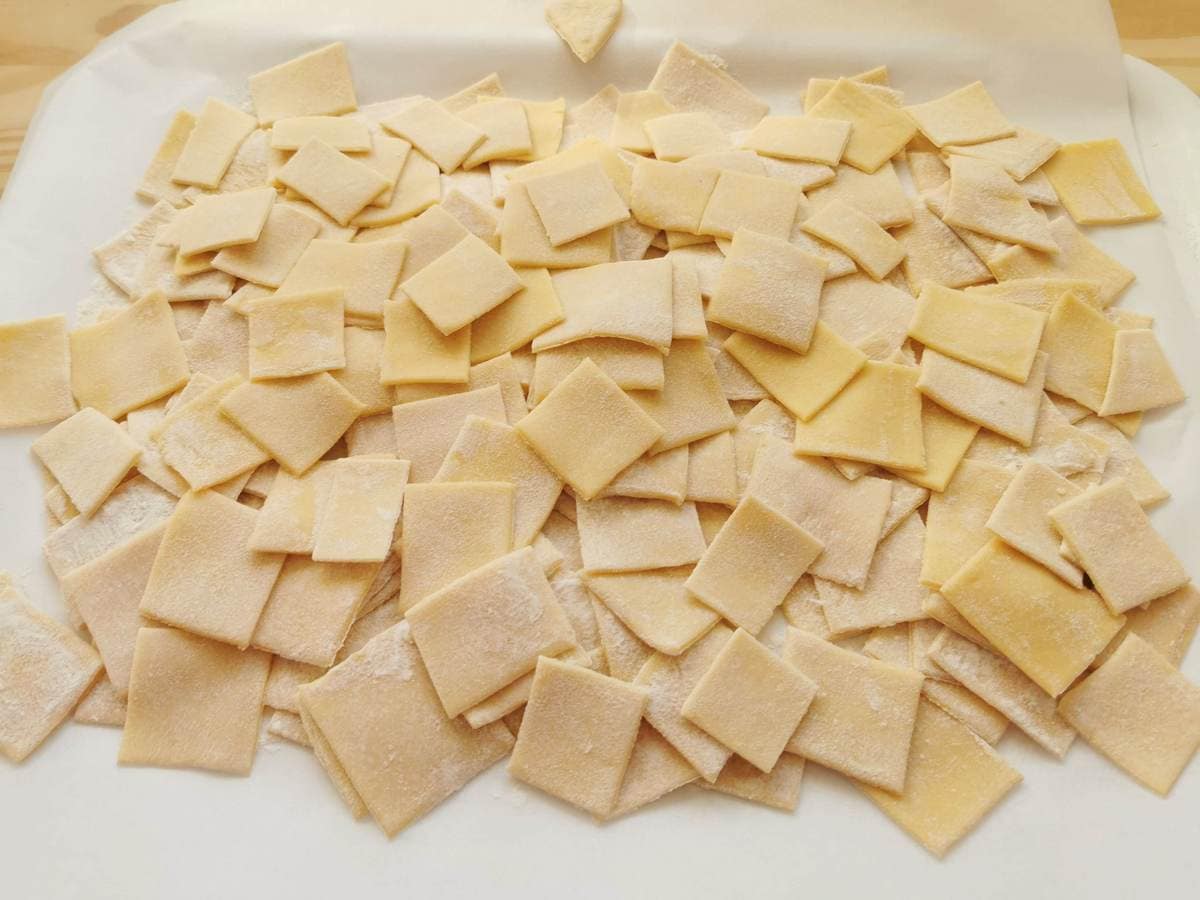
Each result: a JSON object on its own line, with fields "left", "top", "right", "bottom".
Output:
{"left": 3, "top": 37, "right": 1200, "bottom": 858}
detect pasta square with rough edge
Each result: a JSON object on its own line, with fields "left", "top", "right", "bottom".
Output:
{"left": 0, "top": 580, "right": 101, "bottom": 762}
{"left": 533, "top": 258, "right": 674, "bottom": 353}
{"left": 806, "top": 79, "right": 916, "bottom": 173}
{"left": 140, "top": 490, "right": 285, "bottom": 648}
{"left": 524, "top": 160, "right": 630, "bottom": 247}
{"left": 793, "top": 360, "right": 924, "bottom": 470}
{"left": 649, "top": 42, "right": 768, "bottom": 133}
{"left": 219, "top": 373, "right": 365, "bottom": 475}
{"left": 402, "top": 234, "right": 523, "bottom": 335}
{"left": 685, "top": 496, "right": 822, "bottom": 635}
{"left": 435, "top": 415, "right": 563, "bottom": 547}
{"left": 782, "top": 628, "right": 924, "bottom": 792}
{"left": 32, "top": 408, "right": 140, "bottom": 517}
{"left": 742, "top": 116, "right": 851, "bottom": 166}
{"left": 1049, "top": 479, "right": 1188, "bottom": 615}
{"left": 682, "top": 628, "right": 816, "bottom": 773}
{"left": 470, "top": 267, "right": 564, "bottom": 363}
{"left": 392, "top": 385, "right": 508, "bottom": 483}
{"left": 407, "top": 548, "right": 576, "bottom": 717}
{"left": 858, "top": 700, "right": 1022, "bottom": 857}
{"left": 276, "top": 140, "right": 390, "bottom": 226}
{"left": 516, "top": 359, "right": 662, "bottom": 499}
{"left": 61, "top": 524, "right": 166, "bottom": 697}
{"left": 245, "top": 289, "right": 345, "bottom": 380}
{"left": 211, "top": 203, "right": 322, "bottom": 287}
{"left": 632, "top": 339, "right": 735, "bottom": 453}
{"left": 300, "top": 623, "right": 513, "bottom": 836}
{"left": 941, "top": 539, "right": 1124, "bottom": 697}
{"left": 1042, "top": 139, "right": 1160, "bottom": 226}
{"left": 908, "top": 283, "right": 1046, "bottom": 383}
{"left": 698, "top": 170, "right": 803, "bottom": 241}
{"left": 397, "top": 481, "right": 515, "bottom": 612}
{"left": 905, "top": 82, "right": 1015, "bottom": 148}
{"left": 249, "top": 43, "right": 357, "bottom": 125}
{"left": 801, "top": 199, "right": 905, "bottom": 281}
{"left": 708, "top": 229, "right": 826, "bottom": 353}
{"left": 576, "top": 496, "right": 706, "bottom": 574}
{"left": 1059, "top": 635, "right": 1200, "bottom": 796}
{"left": 509, "top": 657, "right": 648, "bottom": 817}
{"left": 585, "top": 567, "right": 718, "bottom": 656}
{"left": 118, "top": 627, "right": 269, "bottom": 775}
{"left": 70, "top": 293, "right": 190, "bottom": 420}
{"left": 178, "top": 187, "right": 276, "bottom": 256}
{"left": 311, "top": 458, "right": 410, "bottom": 563}
{"left": 0, "top": 314, "right": 77, "bottom": 428}
{"left": 381, "top": 97, "right": 485, "bottom": 173}
{"left": 381, "top": 295, "right": 471, "bottom": 386}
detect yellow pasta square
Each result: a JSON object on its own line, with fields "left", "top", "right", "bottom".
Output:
{"left": 381, "top": 97, "right": 485, "bottom": 173}
{"left": 1042, "top": 139, "right": 1160, "bottom": 225}
{"left": 793, "top": 360, "right": 925, "bottom": 469}
{"left": 630, "top": 157, "right": 719, "bottom": 234}
{"left": 470, "top": 267, "right": 564, "bottom": 363}
{"left": 742, "top": 115, "right": 851, "bottom": 165}
{"left": 312, "top": 458, "right": 410, "bottom": 563}
{"left": 585, "top": 567, "right": 719, "bottom": 656}
{"left": 381, "top": 295, "right": 471, "bottom": 386}
{"left": 499, "top": 181, "right": 614, "bottom": 269}
{"left": 392, "top": 384, "right": 508, "bottom": 482}
{"left": 246, "top": 289, "right": 345, "bottom": 380}
{"left": 249, "top": 42, "right": 357, "bottom": 125}
{"left": 277, "top": 139, "right": 390, "bottom": 226}
{"left": 941, "top": 539, "right": 1124, "bottom": 696}
{"left": 782, "top": 627, "right": 924, "bottom": 791}
{"left": 219, "top": 373, "right": 365, "bottom": 475}
{"left": 682, "top": 628, "right": 816, "bottom": 773}
{"left": 401, "top": 234, "right": 522, "bottom": 335}
{"left": 119, "top": 627, "right": 270, "bottom": 774}
{"left": 171, "top": 98, "right": 257, "bottom": 189}
{"left": 178, "top": 187, "right": 276, "bottom": 256}
{"left": 807, "top": 79, "right": 916, "bottom": 173}
{"left": 508, "top": 657, "right": 648, "bottom": 817}
{"left": 516, "top": 358, "right": 662, "bottom": 499}
{"left": 279, "top": 237, "right": 406, "bottom": 324}
{"left": 211, "top": 203, "right": 322, "bottom": 287}
{"left": 0, "top": 314, "right": 77, "bottom": 428}
{"left": 685, "top": 495, "right": 822, "bottom": 635}
{"left": 32, "top": 408, "right": 140, "bottom": 517}
{"left": 858, "top": 700, "right": 1021, "bottom": 857}
{"left": 397, "top": 481, "right": 514, "bottom": 612}
{"left": 299, "top": 623, "right": 513, "bottom": 836}
{"left": 140, "top": 490, "right": 285, "bottom": 647}
{"left": 905, "top": 81, "right": 1014, "bottom": 148}
{"left": 524, "top": 160, "right": 630, "bottom": 247}
{"left": 576, "top": 496, "right": 706, "bottom": 574}
{"left": 801, "top": 198, "right": 904, "bottom": 280}
{"left": 70, "top": 293, "right": 190, "bottom": 420}
{"left": 407, "top": 547, "right": 576, "bottom": 717}
{"left": 699, "top": 170, "right": 803, "bottom": 240}
{"left": 1059, "top": 635, "right": 1200, "bottom": 795}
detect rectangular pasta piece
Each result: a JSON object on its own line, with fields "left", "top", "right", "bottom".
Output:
{"left": 0, "top": 314, "right": 77, "bottom": 428}
{"left": 249, "top": 42, "right": 357, "bottom": 125}
{"left": 171, "top": 98, "right": 257, "bottom": 189}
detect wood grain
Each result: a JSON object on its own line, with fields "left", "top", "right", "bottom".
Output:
{"left": 0, "top": 0, "right": 1197, "bottom": 197}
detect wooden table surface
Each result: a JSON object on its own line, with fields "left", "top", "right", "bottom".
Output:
{"left": 0, "top": 0, "right": 1197, "bottom": 196}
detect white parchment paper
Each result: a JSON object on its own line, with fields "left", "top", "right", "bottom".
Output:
{"left": 1, "top": 1, "right": 1198, "bottom": 897}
